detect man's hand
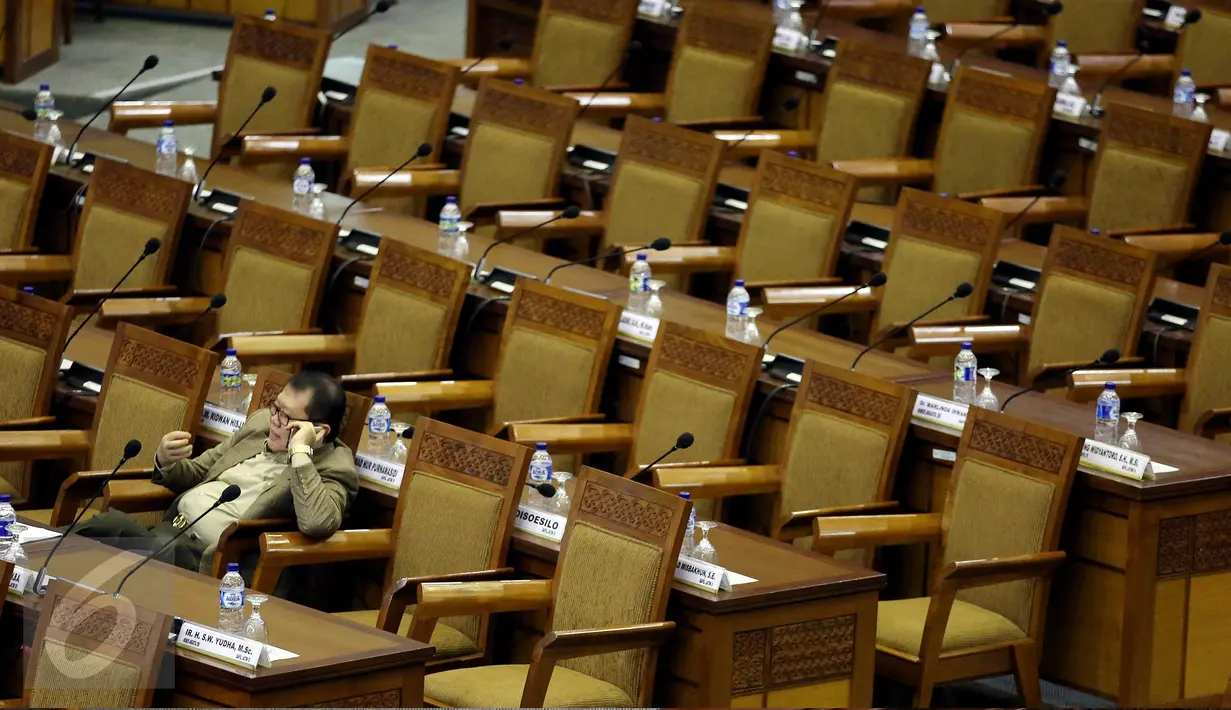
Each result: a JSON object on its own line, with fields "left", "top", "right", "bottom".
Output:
{"left": 288, "top": 421, "right": 324, "bottom": 450}
{"left": 156, "top": 431, "right": 194, "bottom": 467}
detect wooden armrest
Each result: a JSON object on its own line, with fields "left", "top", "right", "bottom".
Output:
{"left": 981, "top": 195, "right": 1089, "bottom": 226}
{"left": 240, "top": 135, "right": 350, "bottom": 164}
{"left": 445, "top": 57, "right": 533, "bottom": 86}
{"left": 1124, "top": 232, "right": 1227, "bottom": 262}
{"left": 1067, "top": 368, "right": 1186, "bottom": 402}
{"left": 496, "top": 209, "right": 605, "bottom": 239}
{"left": 812, "top": 513, "right": 943, "bottom": 552}
{"left": 674, "top": 115, "right": 764, "bottom": 131}
{"left": 909, "top": 324, "right": 1027, "bottom": 359}
{"left": 0, "top": 430, "right": 90, "bottom": 462}
{"left": 375, "top": 379, "right": 494, "bottom": 415}
{"left": 465, "top": 199, "right": 567, "bottom": 223}
{"left": 713, "top": 129, "right": 815, "bottom": 159}
{"left": 100, "top": 296, "right": 212, "bottom": 327}
{"left": 104, "top": 478, "right": 175, "bottom": 513}
{"left": 227, "top": 333, "right": 356, "bottom": 365}
{"left": 761, "top": 283, "right": 879, "bottom": 319}
{"left": 941, "top": 22, "right": 1048, "bottom": 47}
{"left": 0, "top": 254, "right": 74, "bottom": 283}
{"left": 883, "top": 314, "right": 989, "bottom": 338}
{"left": 109, "top": 100, "right": 217, "bottom": 134}
{"left": 827, "top": 0, "right": 915, "bottom": 20}
{"left": 745, "top": 276, "right": 843, "bottom": 290}
{"left": 409, "top": 579, "right": 554, "bottom": 644}
{"left": 1105, "top": 223, "right": 1196, "bottom": 239}
{"left": 1030, "top": 356, "right": 1144, "bottom": 390}
{"left": 955, "top": 184, "right": 1045, "bottom": 201}
{"left": 48, "top": 466, "right": 155, "bottom": 528}
{"left": 1193, "top": 407, "right": 1231, "bottom": 438}
{"left": 253, "top": 529, "right": 394, "bottom": 594}
{"left": 207, "top": 328, "right": 322, "bottom": 352}
{"left": 349, "top": 168, "right": 461, "bottom": 199}
{"left": 0, "top": 416, "right": 57, "bottom": 430}
{"left": 653, "top": 465, "right": 780, "bottom": 498}
{"left": 509, "top": 422, "right": 634, "bottom": 455}
{"left": 378, "top": 568, "right": 517, "bottom": 635}
{"left": 937, "top": 550, "right": 1065, "bottom": 591}
{"left": 339, "top": 369, "right": 453, "bottom": 388}
{"left": 1073, "top": 52, "right": 1176, "bottom": 80}
{"left": 561, "top": 91, "right": 665, "bottom": 119}
{"left": 533, "top": 621, "right": 675, "bottom": 664}
{"left": 777, "top": 501, "right": 900, "bottom": 541}
{"left": 625, "top": 245, "right": 736, "bottom": 274}
{"left": 490, "top": 413, "right": 605, "bottom": 439}
{"left": 212, "top": 518, "right": 296, "bottom": 578}
{"left": 830, "top": 158, "right": 934, "bottom": 187}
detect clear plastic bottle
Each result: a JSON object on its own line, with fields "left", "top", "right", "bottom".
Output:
{"left": 528, "top": 442, "right": 553, "bottom": 510}
{"left": 679, "top": 492, "right": 696, "bottom": 557}
{"left": 1095, "top": 382, "right": 1121, "bottom": 444}
{"left": 263, "top": 7, "right": 277, "bottom": 20}
{"left": 0, "top": 494, "right": 15, "bottom": 530}
{"left": 953, "top": 342, "right": 978, "bottom": 404}
{"left": 33, "top": 84, "right": 54, "bottom": 143}
{"left": 1048, "top": 40, "right": 1071, "bottom": 89}
{"left": 179, "top": 146, "right": 199, "bottom": 184}
{"left": 292, "top": 158, "right": 315, "bottom": 213}
{"left": 366, "top": 395, "right": 392, "bottom": 457}
{"left": 219, "top": 562, "right": 246, "bottom": 633}
{"left": 438, "top": 197, "right": 461, "bottom": 256}
{"left": 1173, "top": 69, "right": 1196, "bottom": 118}
{"left": 908, "top": 6, "right": 930, "bottom": 57}
{"left": 775, "top": 0, "right": 807, "bottom": 52}
{"left": 0, "top": 523, "right": 12, "bottom": 565}
{"left": 725, "top": 279, "right": 750, "bottom": 340}
{"left": 2, "top": 523, "right": 26, "bottom": 568}
{"left": 220, "top": 348, "right": 243, "bottom": 412}
{"left": 628, "top": 253, "right": 652, "bottom": 313}
{"left": 155, "top": 120, "right": 178, "bottom": 176}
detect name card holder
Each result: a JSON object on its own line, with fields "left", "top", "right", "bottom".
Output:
{"left": 911, "top": 394, "right": 969, "bottom": 432}
{"left": 513, "top": 505, "right": 567, "bottom": 542}
{"left": 200, "top": 403, "right": 247, "bottom": 435}
{"left": 1080, "top": 440, "right": 1151, "bottom": 481}
{"left": 1211, "top": 129, "right": 1230, "bottom": 153}
{"left": 675, "top": 556, "right": 731, "bottom": 592}
{"left": 773, "top": 27, "right": 805, "bottom": 52}
{"left": 355, "top": 454, "right": 406, "bottom": 493}
{"left": 1163, "top": 4, "right": 1188, "bottom": 29}
{"left": 1053, "top": 92, "right": 1088, "bottom": 118}
{"left": 638, "top": 0, "right": 665, "bottom": 16}
{"left": 618, "top": 310, "right": 660, "bottom": 343}
{"left": 6, "top": 566, "right": 33, "bottom": 596}
{"left": 340, "top": 229, "right": 382, "bottom": 256}
{"left": 175, "top": 622, "right": 267, "bottom": 670}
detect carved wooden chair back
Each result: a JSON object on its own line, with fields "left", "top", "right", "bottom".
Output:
{"left": 1176, "top": 5, "right": 1231, "bottom": 89}
{"left": 530, "top": 0, "right": 640, "bottom": 89}
{"left": 1047, "top": 0, "right": 1145, "bottom": 54}
{"left": 248, "top": 366, "right": 371, "bottom": 451}
{"left": 1178, "top": 264, "right": 1231, "bottom": 435}
{"left": 663, "top": 0, "right": 775, "bottom": 123}
{"left": 0, "top": 130, "right": 52, "bottom": 253}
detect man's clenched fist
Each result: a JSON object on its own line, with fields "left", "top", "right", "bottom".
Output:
{"left": 156, "top": 431, "right": 193, "bottom": 467}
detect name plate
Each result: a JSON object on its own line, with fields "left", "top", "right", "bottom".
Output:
{"left": 355, "top": 454, "right": 405, "bottom": 493}
{"left": 1164, "top": 3, "right": 1187, "bottom": 28}
{"left": 618, "top": 310, "right": 660, "bottom": 343}
{"left": 1053, "top": 93, "right": 1087, "bottom": 118}
{"left": 1081, "top": 440, "right": 1151, "bottom": 481}
{"left": 638, "top": 0, "right": 665, "bottom": 15}
{"left": 929, "top": 62, "right": 947, "bottom": 85}
{"left": 772, "top": 27, "right": 804, "bottom": 52}
{"left": 513, "top": 505, "right": 567, "bottom": 542}
{"left": 911, "top": 395, "right": 969, "bottom": 432}
{"left": 675, "top": 556, "right": 731, "bottom": 592}
{"left": 6, "top": 566, "right": 33, "bottom": 596}
{"left": 1211, "top": 129, "right": 1230, "bottom": 153}
{"left": 175, "top": 622, "right": 266, "bottom": 670}
{"left": 200, "top": 403, "right": 246, "bottom": 435}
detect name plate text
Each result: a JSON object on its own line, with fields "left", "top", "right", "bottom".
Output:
{"left": 618, "top": 310, "right": 660, "bottom": 343}
{"left": 674, "top": 556, "right": 731, "bottom": 592}
{"left": 1081, "top": 440, "right": 1151, "bottom": 481}
{"left": 513, "top": 505, "right": 567, "bottom": 542}
{"left": 175, "top": 622, "right": 265, "bottom": 670}
{"left": 911, "top": 395, "right": 969, "bottom": 432}
{"left": 200, "top": 403, "right": 246, "bottom": 435}
{"left": 1211, "top": 129, "right": 1230, "bottom": 153}
{"left": 6, "top": 566, "right": 33, "bottom": 596}
{"left": 355, "top": 454, "right": 405, "bottom": 493}
{"left": 1053, "top": 93, "right": 1087, "bottom": 118}
{"left": 638, "top": 0, "right": 665, "bottom": 16}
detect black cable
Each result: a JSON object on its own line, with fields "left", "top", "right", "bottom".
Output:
{"left": 1149, "top": 323, "right": 1186, "bottom": 363}
{"left": 191, "top": 214, "right": 236, "bottom": 292}
{"left": 462, "top": 295, "right": 511, "bottom": 340}
{"left": 325, "top": 254, "right": 373, "bottom": 333}
{"left": 741, "top": 382, "right": 799, "bottom": 458}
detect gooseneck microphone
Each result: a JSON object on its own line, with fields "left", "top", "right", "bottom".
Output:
{"left": 544, "top": 238, "right": 672, "bottom": 284}
{"left": 197, "top": 85, "right": 277, "bottom": 200}
{"left": 634, "top": 432, "right": 695, "bottom": 479}
{"left": 806, "top": 0, "right": 832, "bottom": 50}
{"left": 1089, "top": 11, "right": 1199, "bottom": 117}
{"left": 850, "top": 282, "right": 974, "bottom": 370}
{"left": 337, "top": 142, "right": 434, "bottom": 227}
{"left": 1002, "top": 170, "right": 1069, "bottom": 232}
{"left": 474, "top": 206, "right": 581, "bottom": 281}
{"left": 113, "top": 484, "right": 242, "bottom": 598}
{"left": 190, "top": 294, "right": 228, "bottom": 325}
{"left": 524, "top": 481, "right": 557, "bottom": 498}
{"left": 576, "top": 41, "right": 642, "bottom": 121}
{"left": 332, "top": 0, "right": 390, "bottom": 40}
{"left": 724, "top": 98, "right": 801, "bottom": 155}
{"left": 461, "top": 36, "right": 516, "bottom": 75}
{"left": 63, "top": 238, "right": 162, "bottom": 351}
{"left": 763, "top": 272, "right": 888, "bottom": 354}
{"left": 1000, "top": 348, "right": 1120, "bottom": 411}
{"left": 68, "top": 55, "right": 159, "bottom": 162}
{"left": 947, "top": 3, "right": 1063, "bottom": 76}
{"left": 34, "top": 440, "right": 142, "bottom": 595}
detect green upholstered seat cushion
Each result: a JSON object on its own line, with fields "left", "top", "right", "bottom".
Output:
{"left": 1087, "top": 146, "right": 1188, "bottom": 232}
{"left": 877, "top": 597, "right": 1026, "bottom": 657}
{"left": 425, "top": 664, "right": 634, "bottom": 708}
{"left": 92, "top": 375, "right": 188, "bottom": 471}
{"left": 220, "top": 247, "right": 314, "bottom": 335}
{"left": 779, "top": 410, "right": 889, "bottom": 515}
{"left": 1181, "top": 315, "right": 1231, "bottom": 432}
{"left": 1029, "top": 274, "right": 1135, "bottom": 376}
{"left": 354, "top": 285, "right": 447, "bottom": 374}
{"left": 221, "top": 55, "right": 311, "bottom": 138}
{"left": 29, "top": 638, "right": 142, "bottom": 708}
{"left": 604, "top": 162, "right": 704, "bottom": 247}
{"left": 1050, "top": 0, "right": 1138, "bottom": 53}
{"left": 74, "top": 205, "right": 168, "bottom": 292}
{"left": 460, "top": 123, "right": 556, "bottom": 211}
{"left": 534, "top": 12, "right": 624, "bottom": 88}
{"left": 666, "top": 47, "right": 756, "bottom": 123}
{"left": 491, "top": 326, "right": 595, "bottom": 427}
{"left": 739, "top": 200, "right": 837, "bottom": 283}
{"left": 932, "top": 108, "right": 1033, "bottom": 196}
{"left": 347, "top": 90, "right": 438, "bottom": 173}
{"left": 879, "top": 237, "right": 981, "bottom": 328}
{"left": 816, "top": 80, "right": 912, "bottom": 165}
{"left": 633, "top": 370, "right": 734, "bottom": 467}
{"left": 332, "top": 609, "right": 478, "bottom": 659}
{"left": 0, "top": 175, "right": 30, "bottom": 251}
{"left": 1182, "top": 12, "right": 1231, "bottom": 87}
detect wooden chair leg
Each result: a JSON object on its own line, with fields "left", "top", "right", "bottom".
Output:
{"left": 61, "top": 0, "right": 73, "bottom": 44}
{"left": 1012, "top": 641, "right": 1044, "bottom": 707}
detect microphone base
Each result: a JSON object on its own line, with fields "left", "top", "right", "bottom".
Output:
{"left": 763, "top": 353, "right": 805, "bottom": 383}
{"left": 199, "top": 188, "right": 246, "bottom": 216}
{"left": 478, "top": 265, "right": 536, "bottom": 295}
{"left": 339, "top": 228, "right": 382, "bottom": 257}
{"left": 1088, "top": 95, "right": 1107, "bottom": 118}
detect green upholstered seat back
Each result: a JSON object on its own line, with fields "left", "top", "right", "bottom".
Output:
{"left": 491, "top": 327, "right": 595, "bottom": 427}
{"left": 922, "top": 0, "right": 1006, "bottom": 21}
{"left": 933, "top": 107, "right": 1033, "bottom": 196}
{"left": 666, "top": 47, "right": 756, "bottom": 123}
{"left": 739, "top": 200, "right": 837, "bottom": 283}
{"left": 604, "top": 162, "right": 704, "bottom": 247}
{"left": 393, "top": 471, "right": 503, "bottom": 644}
{"left": 1051, "top": 0, "right": 1139, "bottom": 53}
{"left": 553, "top": 521, "right": 662, "bottom": 699}
{"left": 92, "top": 375, "right": 188, "bottom": 471}
{"left": 460, "top": 123, "right": 556, "bottom": 211}
{"left": 73, "top": 206, "right": 168, "bottom": 292}
{"left": 347, "top": 90, "right": 438, "bottom": 174}
{"left": 0, "top": 176, "right": 31, "bottom": 251}
{"left": 945, "top": 460, "right": 1055, "bottom": 631}
{"left": 354, "top": 285, "right": 447, "bottom": 374}
{"left": 1181, "top": 314, "right": 1231, "bottom": 432}
{"left": 1029, "top": 274, "right": 1135, "bottom": 376}
{"left": 879, "top": 237, "right": 981, "bottom": 328}
{"left": 534, "top": 12, "right": 624, "bottom": 88}
{"left": 221, "top": 55, "right": 311, "bottom": 139}
{"left": 220, "top": 248, "right": 314, "bottom": 335}
{"left": 1181, "top": 11, "right": 1231, "bottom": 88}
{"left": 633, "top": 371, "right": 733, "bottom": 467}
{"left": 1088, "top": 146, "right": 1188, "bottom": 232}
{"left": 0, "top": 334, "right": 44, "bottom": 501}
{"left": 816, "top": 80, "right": 913, "bottom": 165}
{"left": 780, "top": 409, "right": 889, "bottom": 515}
{"left": 29, "top": 638, "right": 142, "bottom": 708}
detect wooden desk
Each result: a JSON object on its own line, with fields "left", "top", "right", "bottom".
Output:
{"left": 7, "top": 532, "right": 432, "bottom": 707}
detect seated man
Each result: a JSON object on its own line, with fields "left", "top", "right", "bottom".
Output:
{"left": 76, "top": 371, "right": 359, "bottom": 578}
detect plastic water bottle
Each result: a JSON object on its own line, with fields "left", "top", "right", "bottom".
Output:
{"left": 908, "top": 7, "right": 930, "bottom": 57}
{"left": 1095, "top": 382, "right": 1121, "bottom": 444}
{"left": 366, "top": 396, "right": 392, "bottom": 457}
{"left": 219, "top": 562, "right": 246, "bottom": 633}
{"left": 0, "top": 523, "right": 12, "bottom": 565}
{"left": 292, "top": 158, "right": 315, "bottom": 213}
{"left": 680, "top": 492, "right": 696, "bottom": 557}
{"left": 952, "top": 342, "right": 977, "bottom": 404}
{"left": 628, "top": 253, "right": 652, "bottom": 313}
{"left": 1048, "top": 41, "right": 1071, "bottom": 88}
{"left": 33, "top": 84, "right": 54, "bottom": 143}
{"left": 0, "top": 522, "right": 26, "bottom": 568}
{"left": 179, "top": 146, "right": 199, "bottom": 184}
{"left": 438, "top": 197, "right": 461, "bottom": 256}
{"left": 263, "top": 8, "right": 277, "bottom": 20}
{"left": 220, "top": 348, "right": 243, "bottom": 412}
{"left": 725, "top": 279, "right": 750, "bottom": 340}
{"left": 528, "top": 443, "right": 553, "bottom": 510}
{"left": 1173, "top": 69, "right": 1196, "bottom": 118}
{"left": 772, "top": 0, "right": 790, "bottom": 23}
{"left": 155, "top": 120, "right": 178, "bottom": 176}
{"left": 0, "top": 495, "right": 15, "bottom": 548}
{"left": 776, "top": 0, "right": 806, "bottom": 52}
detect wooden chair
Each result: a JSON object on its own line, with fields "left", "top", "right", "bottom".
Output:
{"left": 762, "top": 188, "right": 1004, "bottom": 340}
{"left": 564, "top": 0, "right": 775, "bottom": 126}
{"left": 0, "top": 286, "right": 73, "bottom": 507}
{"left": 813, "top": 406, "right": 1079, "bottom": 707}
{"left": 249, "top": 418, "right": 530, "bottom": 669}
{"left": 655, "top": 358, "right": 915, "bottom": 567}
{"left": 451, "top": 0, "right": 640, "bottom": 90}
{"left": 0, "top": 158, "right": 191, "bottom": 295}
{"left": 835, "top": 65, "right": 1056, "bottom": 200}
{"left": 911, "top": 225, "right": 1158, "bottom": 387}
{"left": 109, "top": 15, "right": 332, "bottom": 157}
{"left": 240, "top": 46, "right": 459, "bottom": 197}
{"left": 227, "top": 239, "right": 471, "bottom": 391}
{"left": 0, "top": 131, "right": 53, "bottom": 257}
{"left": 19, "top": 579, "right": 174, "bottom": 708}
{"left": 982, "top": 101, "right": 1212, "bottom": 235}
{"left": 1076, "top": 5, "right": 1231, "bottom": 90}
{"left": 101, "top": 200, "right": 338, "bottom": 349}
{"left": 350, "top": 78, "right": 579, "bottom": 220}
{"left": 943, "top": 0, "right": 1144, "bottom": 56}
{"left": 409, "top": 466, "right": 690, "bottom": 707}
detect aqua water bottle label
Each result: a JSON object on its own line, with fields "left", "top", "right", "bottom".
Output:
{"left": 1096, "top": 403, "right": 1115, "bottom": 420}
{"left": 220, "top": 589, "right": 245, "bottom": 609}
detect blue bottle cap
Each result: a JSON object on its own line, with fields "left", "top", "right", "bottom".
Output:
{"left": 1056, "top": 40, "right": 1067, "bottom": 47}
{"left": 227, "top": 562, "right": 240, "bottom": 571}
{"left": 39, "top": 84, "right": 49, "bottom": 90}
{"left": 915, "top": 5, "right": 924, "bottom": 11}
{"left": 446, "top": 196, "right": 457, "bottom": 203}
{"left": 225, "top": 348, "right": 237, "bottom": 356}
{"left": 1090, "top": 229, "right": 1101, "bottom": 235}
{"left": 375, "top": 395, "right": 386, "bottom": 403}
{"left": 163, "top": 120, "right": 174, "bottom": 127}
{"left": 787, "top": 151, "right": 798, "bottom": 158}
{"left": 636, "top": 253, "right": 647, "bottom": 260}
{"left": 300, "top": 157, "right": 311, "bottom": 164}
{"left": 734, "top": 279, "right": 745, "bottom": 287}
{"left": 21, "top": 287, "right": 34, "bottom": 294}
{"left": 0, "top": 494, "right": 9, "bottom": 503}
{"left": 1181, "top": 69, "right": 1192, "bottom": 76}
{"left": 1105, "top": 382, "right": 1116, "bottom": 391}
{"left": 387, "top": 44, "right": 398, "bottom": 49}
{"left": 961, "top": 342, "right": 973, "bottom": 350}
{"left": 679, "top": 491, "right": 691, "bottom": 499}
{"left": 536, "top": 442, "right": 547, "bottom": 451}
{"left": 513, "top": 78, "right": 524, "bottom": 85}
{"left": 652, "top": 117, "right": 663, "bottom": 122}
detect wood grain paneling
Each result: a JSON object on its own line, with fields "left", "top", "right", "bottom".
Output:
{"left": 766, "top": 678, "right": 851, "bottom": 706}
{"left": 1184, "top": 571, "right": 1231, "bottom": 698}
{"left": 1073, "top": 509, "right": 1129, "bottom": 571}
{"left": 1151, "top": 577, "right": 1186, "bottom": 704}
{"left": 1043, "top": 562, "right": 1124, "bottom": 697}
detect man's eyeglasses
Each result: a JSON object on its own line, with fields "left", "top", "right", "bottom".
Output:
{"left": 268, "top": 403, "right": 320, "bottom": 428}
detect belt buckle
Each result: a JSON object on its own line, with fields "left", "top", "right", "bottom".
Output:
{"left": 172, "top": 514, "right": 188, "bottom": 530}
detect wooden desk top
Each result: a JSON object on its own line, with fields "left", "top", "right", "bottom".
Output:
{"left": 14, "top": 533, "right": 433, "bottom": 693}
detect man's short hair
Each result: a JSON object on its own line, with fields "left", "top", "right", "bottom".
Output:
{"left": 287, "top": 371, "right": 347, "bottom": 443}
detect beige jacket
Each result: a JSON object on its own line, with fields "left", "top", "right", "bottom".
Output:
{"left": 152, "top": 409, "right": 359, "bottom": 572}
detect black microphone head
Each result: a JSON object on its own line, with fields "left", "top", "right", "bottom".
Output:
{"left": 260, "top": 86, "right": 277, "bottom": 103}
{"left": 868, "top": 271, "right": 888, "bottom": 288}
{"left": 415, "top": 142, "right": 433, "bottom": 158}
{"left": 143, "top": 238, "right": 162, "bottom": 255}
{"left": 209, "top": 293, "right": 227, "bottom": 309}
{"left": 561, "top": 205, "right": 582, "bottom": 219}
{"left": 219, "top": 484, "right": 242, "bottom": 504}
{"left": 626, "top": 40, "right": 643, "bottom": 55}
{"left": 782, "top": 97, "right": 801, "bottom": 111}
{"left": 676, "top": 432, "right": 695, "bottom": 450}
{"left": 1047, "top": 170, "right": 1069, "bottom": 190}
{"left": 534, "top": 482, "right": 557, "bottom": 498}
{"left": 18, "top": 109, "right": 37, "bottom": 121}
{"left": 954, "top": 282, "right": 974, "bottom": 298}
{"left": 1185, "top": 8, "right": 1202, "bottom": 24}
{"left": 1100, "top": 348, "right": 1121, "bottom": 364}
{"left": 123, "top": 439, "right": 142, "bottom": 459}
{"left": 496, "top": 36, "right": 516, "bottom": 51}
{"left": 1219, "top": 231, "right": 1231, "bottom": 245}
{"left": 1044, "top": 1, "right": 1063, "bottom": 15}
{"left": 142, "top": 55, "right": 160, "bottom": 71}
{"left": 401, "top": 425, "right": 416, "bottom": 439}
{"left": 374, "top": 0, "right": 392, "bottom": 11}
{"left": 649, "top": 237, "right": 672, "bottom": 251}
